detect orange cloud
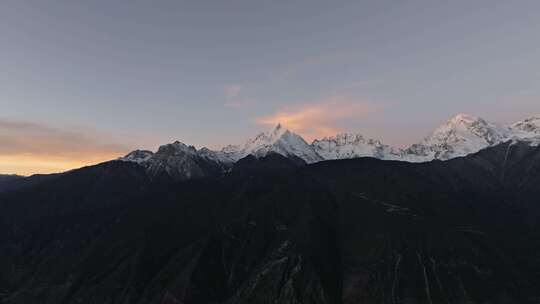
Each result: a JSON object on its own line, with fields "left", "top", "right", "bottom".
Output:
{"left": 0, "top": 120, "right": 130, "bottom": 176}
{"left": 255, "top": 96, "right": 377, "bottom": 141}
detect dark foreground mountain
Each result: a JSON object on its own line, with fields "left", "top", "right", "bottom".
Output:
{"left": 0, "top": 175, "right": 24, "bottom": 191}
{"left": 0, "top": 173, "right": 63, "bottom": 193}
{"left": 0, "top": 175, "right": 23, "bottom": 184}
{"left": 1, "top": 143, "right": 540, "bottom": 303}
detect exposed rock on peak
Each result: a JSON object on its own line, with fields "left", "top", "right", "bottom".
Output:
{"left": 120, "top": 141, "right": 230, "bottom": 181}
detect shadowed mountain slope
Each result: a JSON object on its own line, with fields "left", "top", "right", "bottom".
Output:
{"left": 1, "top": 142, "right": 540, "bottom": 303}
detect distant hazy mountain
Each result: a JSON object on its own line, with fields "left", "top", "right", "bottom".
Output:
{"left": 120, "top": 113, "right": 540, "bottom": 181}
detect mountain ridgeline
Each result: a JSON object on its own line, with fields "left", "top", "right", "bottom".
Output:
{"left": 120, "top": 113, "right": 540, "bottom": 182}
{"left": 1, "top": 138, "right": 540, "bottom": 303}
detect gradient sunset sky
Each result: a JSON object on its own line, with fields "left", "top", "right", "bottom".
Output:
{"left": 2, "top": 0, "right": 540, "bottom": 175}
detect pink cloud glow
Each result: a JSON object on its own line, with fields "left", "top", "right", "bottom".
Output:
{"left": 255, "top": 96, "right": 378, "bottom": 141}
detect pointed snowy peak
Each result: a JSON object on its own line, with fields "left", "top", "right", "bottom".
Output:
{"left": 435, "top": 113, "right": 510, "bottom": 145}
{"left": 239, "top": 124, "right": 322, "bottom": 163}
{"left": 447, "top": 113, "right": 484, "bottom": 125}
{"left": 271, "top": 123, "right": 285, "bottom": 136}
{"left": 403, "top": 113, "right": 511, "bottom": 161}
{"left": 244, "top": 123, "right": 287, "bottom": 152}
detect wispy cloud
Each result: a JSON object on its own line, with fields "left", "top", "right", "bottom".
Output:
{"left": 255, "top": 96, "right": 378, "bottom": 141}
{"left": 223, "top": 84, "right": 258, "bottom": 109}
{"left": 224, "top": 99, "right": 257, "bottom": 109}
{"left": 0, "top": 119, "right": 130, "bottom": 175}
{"left": 223, "top": 84, "right": 243, "bottom": 98}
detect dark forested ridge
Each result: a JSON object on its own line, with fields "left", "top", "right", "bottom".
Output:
{"left": 0, "top": 175, "right": 24, "bottom": 192}
{"left": 1, "top": 142, "right": 540, "bottom": 304}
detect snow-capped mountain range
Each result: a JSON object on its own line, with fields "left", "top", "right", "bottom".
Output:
{"left": 121, "top": 114, "right": 540, "bottom": 180}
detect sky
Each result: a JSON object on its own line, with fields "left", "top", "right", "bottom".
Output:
{"left": 1, "top": 0, "right": 539, "bottom": 175}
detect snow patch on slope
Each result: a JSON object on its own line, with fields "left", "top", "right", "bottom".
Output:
{"left": 312, "top": 133, "right": 401, "bottom": 160}
{"left": 119, "top": 150, "right": 154, "bottom": 164}
{"left": 510, "top": 115, "right": 540, "bottom": 137}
